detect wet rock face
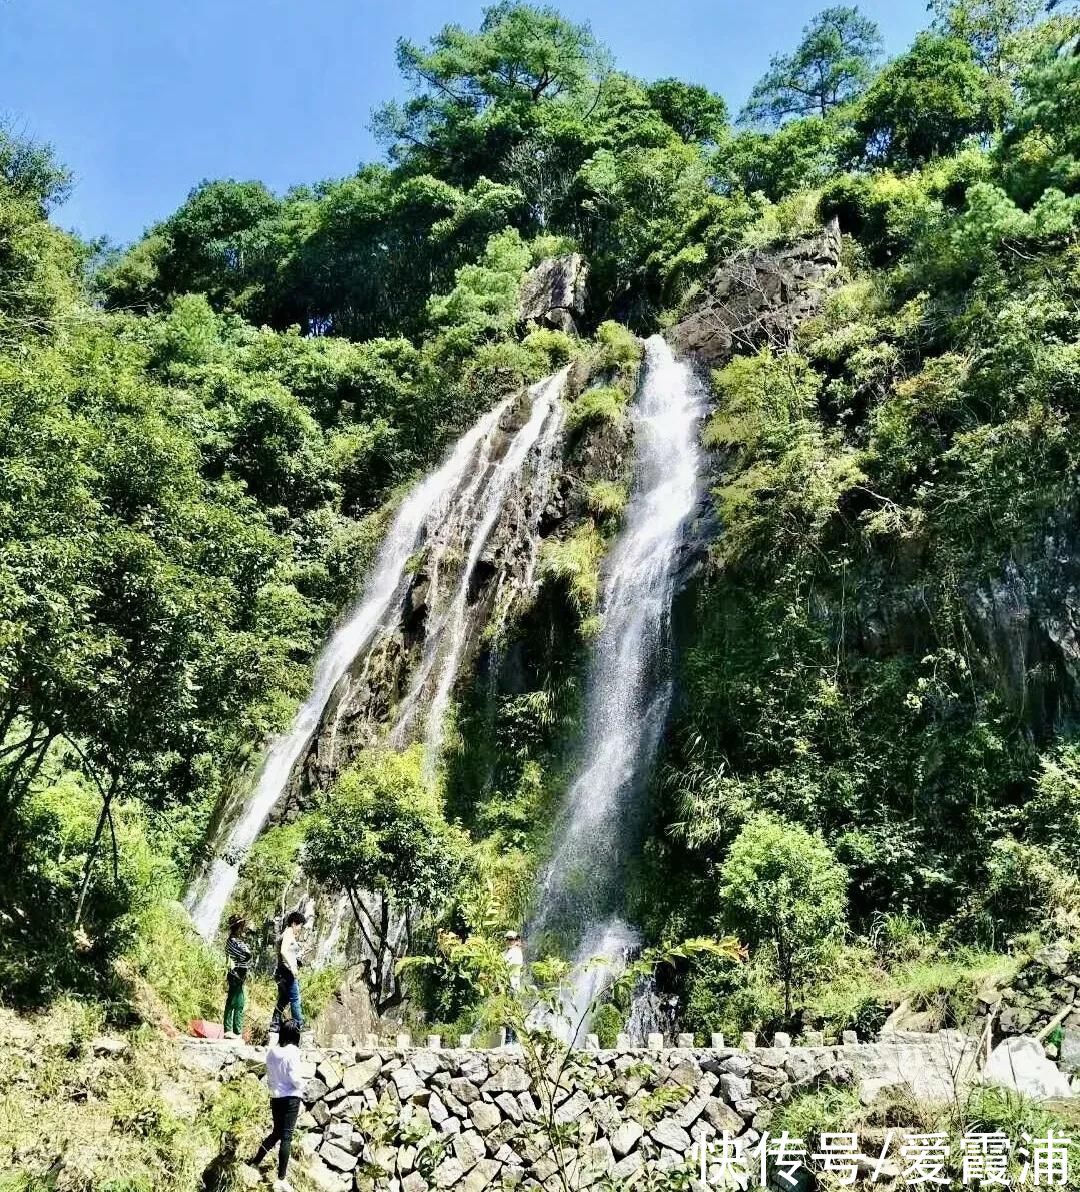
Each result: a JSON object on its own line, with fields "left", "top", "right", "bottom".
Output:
{"left": 518, "top": 253, "right": 588, "bottom": 335}
{"left": 964, "top": 512, "right": 1080, "bottom": 733}
{"left": 668, "top": 219, "right": 842, "bottom": 367}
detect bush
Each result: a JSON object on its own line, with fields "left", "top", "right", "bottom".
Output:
{"left": 538, "top": 523, "right": 606, "bottom": 614}
{"left": 591, "top": 1002, "right": 624, "bottom": 1048}
{"left": 584, "top": 479, "right": 629, "bottom": 521}
{"left": 720, "top": 813, "right": 848, "bottom": 1017}
{"left": 565, "top": 385, "right": 627, "bottom": 434}
{"left": 126, "top": 901, "right": 224, "bottom": 1028}
{"left": 594, "top": 321, "right": 643, "bottom": 372}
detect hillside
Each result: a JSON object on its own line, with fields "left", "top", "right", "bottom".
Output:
{"left": 2, "top": 1, "right": 1080, "bottom": 1186}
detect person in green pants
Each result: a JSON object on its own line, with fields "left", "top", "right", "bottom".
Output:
{"left": 223, "top": 915, "right": 252, "bottom": 1039}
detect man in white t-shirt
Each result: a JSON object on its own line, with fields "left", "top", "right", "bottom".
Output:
{"left": 250, "top": 1020, "right": 304, "bottom": 1192}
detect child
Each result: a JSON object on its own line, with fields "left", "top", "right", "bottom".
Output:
{"left": 223, "top": 914, "right": 252, "bottom": 1040}
{"left": 250, "top": 1020, "right": 304, "bottom": 1192}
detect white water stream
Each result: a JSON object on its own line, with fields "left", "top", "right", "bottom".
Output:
{"left": 187, "top": 377, "right": 567, "bottom": 941}
{"left": 529, "top": 336, "right": 707, "bottom": 1040}
{"left": 187, "top": 401, "right": 509, "bottom": 937}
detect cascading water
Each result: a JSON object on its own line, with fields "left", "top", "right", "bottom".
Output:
{"left": 186, "top": 376, "right": 567, "bottom": 941}
{"left": 529, "top": 335, "right": 707, "bottom": 1041}
{"left": 187, "top": 401, "right": 508, "bottom": 938}
{"left": 392, "top": 371, "right": 566, "bottom": 772}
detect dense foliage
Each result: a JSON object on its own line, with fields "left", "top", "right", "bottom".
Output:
{"left": 3, "top": 0, "right": 1080, "bottom": 1063}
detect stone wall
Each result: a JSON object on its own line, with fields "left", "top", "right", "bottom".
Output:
{"left": 182, "top": 1032, "right": 979, "bottom": 1192}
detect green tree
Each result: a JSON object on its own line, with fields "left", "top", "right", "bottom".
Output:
{"left": 720, "top": 814, "right": 847, "bottom": 1017}
{"left": 644, "top": 79, "right": 729, "bottom": 144}
{"left": 853, "top": 33, "right": 997, "bottom": 167}
{"left": 998, "top": 49, "right": 1080, "bottom": 204}
{"left": 0, "top": 124, "right": 72, "bottom": 212}
{"left": 929, "top": 0, "right": 1042, "bottom": 77}
{"left": 372, "top": 1, "right": 610, "bottom": 183}
{"left": 99, "top": 179, "right": 281, "bottom": 314}
{"left": 303, "top": 747, "right": 470, "bottom": 1013}
{"left": 741, "top": 6, "right": 882, "bottom": 126}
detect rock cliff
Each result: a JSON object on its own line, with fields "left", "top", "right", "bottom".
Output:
{"left": 668, "top": 219, "right": 842, "bottom": 367}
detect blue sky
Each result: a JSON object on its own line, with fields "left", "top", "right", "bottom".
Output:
{"left": 2, "top": 0, "right": 930, "bottom": 245}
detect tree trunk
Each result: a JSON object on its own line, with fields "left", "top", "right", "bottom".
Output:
{"left": 74, "top": 776, "right": 117, "bottom": 926}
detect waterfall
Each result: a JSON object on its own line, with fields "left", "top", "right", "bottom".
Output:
{"left": 529, "top": 335, "right": 706, "bottom": 1041}
{"left": 391, "top": 370, "right": 566, "bottom": 773}
{"left": 186, "top": 399, "right": 511, "bottom": 939}
{"left": 186, "top": 375, "right": 567, "bottom": 941}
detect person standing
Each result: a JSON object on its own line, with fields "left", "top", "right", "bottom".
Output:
{"left": 223, "top": 914, "right": 252, "bottom": 1040}
{"left": 503, "top": 929, "right": 524, "bottom": 1045}
{"left": 270, "top": 910, "right": 306, "bottom": 1036}
{"left": 250, "top": 1020, "right": 304, "bottom": 1192}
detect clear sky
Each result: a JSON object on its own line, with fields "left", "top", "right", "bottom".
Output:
{"left": 2, "top": 0, "right": 931, "bottom": 245}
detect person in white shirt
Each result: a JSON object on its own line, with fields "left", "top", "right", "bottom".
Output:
{"left": 503, "top": 930, "right": 524, "bottom": 1044}
{"left": 269, "top": 909, "right": 306, "bottom": 1035}
{"left": 250, "top": 1020, "right": 304, "bottom": 1192}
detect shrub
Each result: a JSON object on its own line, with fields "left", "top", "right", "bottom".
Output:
{"left": 591, "top": 1002, "right": 624, "bottom": 1048}
{"left": 538, "top": 523, "right": 605, "bottom": 614}
{"left": 584, "top": 479, "right": 629, "bottom": 521}
{"left": 594, "top": 321, "right": 643, "bottom": 372}
{"left": 565, "top": 386, "right": 627, "bottom": 433}
{"left": 720, "top": 813, "right": 848, "bottom": 1017}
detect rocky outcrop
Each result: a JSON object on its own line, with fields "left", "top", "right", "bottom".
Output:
{"left": 964, "top": 512, "right": 1080, "bottom": 733}
{"left": 668, "top": 219, "right": 842, "bottom": 367}
{"left": 518, "top": 253, "right": 587, "bottom": 335}
{"left": 181, "top": 1032, "right": 981, "bottom": 1191}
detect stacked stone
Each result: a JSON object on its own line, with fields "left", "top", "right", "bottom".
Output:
{"left": 991, "top": 942, "right": 1080, "bottom": 1051}
{"left": 191, "top": 1033, "right": 975, "bottom": 1192}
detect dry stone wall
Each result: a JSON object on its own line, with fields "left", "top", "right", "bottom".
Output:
{"left": 181, "top": 1033, "right": 979, "bottom": 1192}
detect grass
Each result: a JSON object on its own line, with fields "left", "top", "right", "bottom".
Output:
{"left": 0, "top": 1000, "right": 267, "bottom": 1192}
{"left": 585, "top": 479, "right": 629, "bottom": 521}
{"left": 593, "top": 321, "right": 643, "bottom": 377}
{"left": 806, "top": 940, "right": 1020, "bottom": 1035}
{"left": 125, "top": 901, "right": 224, "bottom": 1029}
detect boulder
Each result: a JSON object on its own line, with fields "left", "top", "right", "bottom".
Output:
{"left": 518, "top": 253, "right": 587, "bottom": 335}
{"left": 650, "top": 1118, "right": 692, "bottom": 1153}
{"left": 342, "top": 1054, "right": 382, "bottom": 1093}
{"left": 984, "top": 1036, "right": 1072, "bottom": 1099}
{"left": 470, "top": 1100, "right": 501, "bottom": 1133}
{"left": 453, "top": 1129, "right": 488, "bottom": 1170}
{"left": 1034, "top": 941, "right": 1073, "bottom": 977}
{"left": 433, "top": 1156, "right": 466, "bottom": 1188}
{"left": 460, "top": 1158, "right": 502, "bottom": 1192}
{"left": 702, "top": 1098, "right": 744, "bottom": 1134}
{"left": 314, "top": 966, "right": 377, "bottom": 1047}
{"left": 609, "top": 1120, "right": 643, "bottom": 1157}
{"left": 303, "top": 1157, "right": 351, "bottom": 1191}
{"left": 319, "top": 1141, "right": 359, "bottom": 1173}
{"left": 317, "top": 1059, "right": 343, "bottom": 1092}
{"left": 482, "top": 1064, "right": 530, "bottom": 1093}
{"left": 450, "top": 1077, "right": 481, "bottom": 1104}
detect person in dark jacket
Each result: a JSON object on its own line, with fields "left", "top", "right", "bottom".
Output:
{"left": 223, "top": 914, "right": 252, "bottom": 1039}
